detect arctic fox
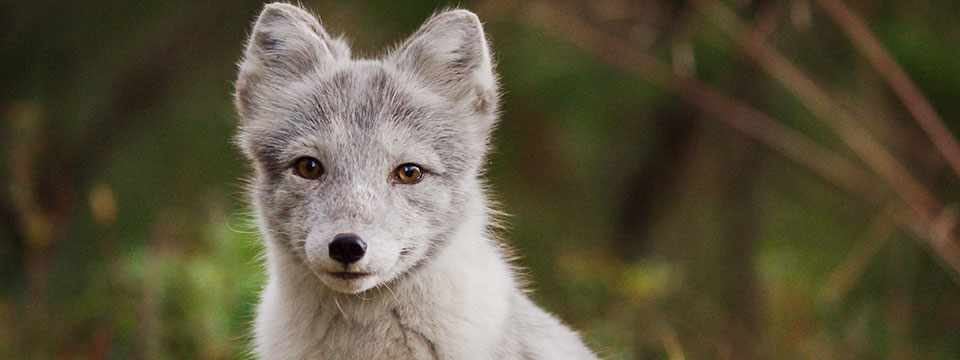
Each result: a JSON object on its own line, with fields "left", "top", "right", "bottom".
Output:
{"left": 234, "top": 3, "right": 598, "bottom": 359}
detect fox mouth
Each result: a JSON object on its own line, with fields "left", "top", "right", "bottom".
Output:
{"left": 327, "top": 271, "right": 370, "bottom": 280}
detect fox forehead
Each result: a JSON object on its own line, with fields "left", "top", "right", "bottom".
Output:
{"left": 241, "top": 62, "right": 471, "bottom": 179}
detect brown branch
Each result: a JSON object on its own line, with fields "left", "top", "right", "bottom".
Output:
{"left": 692, "top": 0, "right": 940, "bottom": 222}
{"left": 814, "top": 0, "right": 960, "bottom": 181}
{"left": 520, "top": 1, "right": 883, "bottom": 203}
{"left": 818, "top": 209, "right": 895, "bottom": 306}
{"left": 693, "top": 0, "right": 960, "bottom": 283}
{"left": 513, "top": 0, "right": 960, "bottom": 284}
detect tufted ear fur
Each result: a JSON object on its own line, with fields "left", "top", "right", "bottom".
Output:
{"left": 390, "top": 10, "right": 498, "bottom": 118}
{"left": 235, "top": 3, "right": 350, "bottom": 117}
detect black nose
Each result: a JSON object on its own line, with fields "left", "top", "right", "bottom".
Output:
{"left": 329, "top": 233, "right": 366, "bottom": 264}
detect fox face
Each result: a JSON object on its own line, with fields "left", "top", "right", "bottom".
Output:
{"left": 235, "top": 4, "right": 498, "bottom": 293}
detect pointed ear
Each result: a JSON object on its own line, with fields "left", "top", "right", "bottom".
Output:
{"left": 390, "top": 10, "right": 498, "bottom": 116}
{"left": 235, "top": 3, "right": 350, "bottom": 116}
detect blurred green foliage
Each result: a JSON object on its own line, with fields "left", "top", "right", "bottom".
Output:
{"left": 2, "top": 0, "right": 960, "bottom": 359}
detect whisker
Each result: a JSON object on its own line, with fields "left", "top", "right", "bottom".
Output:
{"left": 382, "top": 282, "right": 400, "bottom": 305}
{"left": 333, "top": 295, "right": 348, "bottom": 322}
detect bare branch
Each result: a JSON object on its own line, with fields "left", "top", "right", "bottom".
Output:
{"left": 519, "top": 1, "right": 883, "bottom": 203}
{"left": 695, "top": 0, "right": 960, "bottom": 284}
{"left": 692, "top": 0, "right": 941, "bottom": 222}
{"left": 818, "top": 209, "right": 895, "bottom": 306}
{"left": 814, "top": 0, "right": 960, "bottom": 181}
{"left": 512, "top": 0, "right": 960, "bottom": 284}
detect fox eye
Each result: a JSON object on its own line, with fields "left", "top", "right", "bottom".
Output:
{"left": 395, "top": 163, "right": 424, "bottom": 184}
{"left": 293, "top": 157, "right": 323, "bottom": 179}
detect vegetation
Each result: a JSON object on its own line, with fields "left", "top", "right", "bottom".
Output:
{"left": 2, "top": 0, "right": 960, "bottom": 358}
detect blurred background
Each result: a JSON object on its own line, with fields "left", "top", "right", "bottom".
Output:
{"left": 3, "top": 0, "right": 960, "bottom": 358}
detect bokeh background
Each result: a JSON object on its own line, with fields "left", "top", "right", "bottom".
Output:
{"left": 4, "top": 0, "right": 960, "bottom": 358}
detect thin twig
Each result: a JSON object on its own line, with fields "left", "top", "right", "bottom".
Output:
{"left": 692, "top": 0, "right": 940, "bottom": 222}
{"left": 693, "top": 0, "right": 960, "bottom": 283}
{"left": 517, "top": 0, "right": 960, "bottom": 284}
{"left": 814, "top": 0, "right": 960, "bottom": 180}
{"left": 818, "top": 209, "right": 895, "bottom": 306}
{"left": 521, "top": 1, "right": 883, "bottom": 203}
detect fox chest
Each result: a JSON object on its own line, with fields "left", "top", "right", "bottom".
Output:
{"left": 312, "top": 313, "right": 439, "bottom": 360}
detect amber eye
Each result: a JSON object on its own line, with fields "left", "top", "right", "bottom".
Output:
{"left": 293, "top": 157, "right": 323, "bottom": 179}
{"left": 395, "top": 163, "right": 424, "bottom": 184}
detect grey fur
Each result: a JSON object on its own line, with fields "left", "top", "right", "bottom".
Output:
{"left": 235, "top": 3, "right": 599, "bottom": 359}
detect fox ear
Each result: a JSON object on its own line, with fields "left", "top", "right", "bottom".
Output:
{"left": 236, "top": 3, "right": 349, "bottom": 116}
{"left": 391, "top": 10, "right": 498, "bottom": 117}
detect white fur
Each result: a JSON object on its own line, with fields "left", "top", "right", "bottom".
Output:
{"left": 236, "top": 3, "right": 599, "bottom": 359}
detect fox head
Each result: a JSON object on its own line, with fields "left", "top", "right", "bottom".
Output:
{"left": 235, "top": 3, "right": 499, "bottom": 294}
